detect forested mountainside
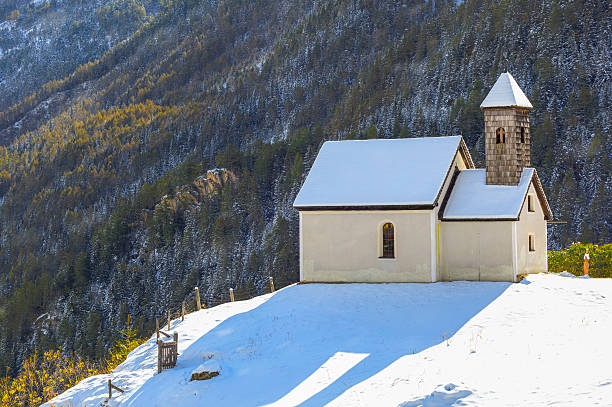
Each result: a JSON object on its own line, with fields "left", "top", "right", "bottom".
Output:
{"left": 0, "top": 0, "right": 609, "bottom": 374}
{"left": 0, "top": 0, "right": 160, "bottom": 115}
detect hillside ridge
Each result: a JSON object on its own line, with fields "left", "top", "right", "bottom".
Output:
{"left": 0, "top": 0, "right": 609, "bottom": 376}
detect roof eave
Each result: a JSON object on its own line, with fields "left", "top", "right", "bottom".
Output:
{"left": 530, "top": 169, "right": 553, "bottom": 220}
{"left": 441, "top": 217, "right": 519, "bottom": 222}
{"left": 458, "top": 137, "right": 475, "bottom": 169}
{"left": 432, "top": 137, "right": 474, "bottom": 207}
{"left": 480, "top": 104, "right": 533, "bottom": 110}
{"left": 294, "top": 204, "right": 436, "bottom": 211}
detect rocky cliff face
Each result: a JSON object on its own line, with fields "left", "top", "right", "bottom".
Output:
{"left": 150, "top": 168, "right": 236, "bottom": 217}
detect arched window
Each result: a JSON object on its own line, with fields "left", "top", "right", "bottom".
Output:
{"left": 382, "top": 223, "right": 395, "bottom": 258}
{"left": 520, "top": 127, "right": 526, "bottom": 143}
{"left": 496, "top": 127, "right": 505, "bottom": 144}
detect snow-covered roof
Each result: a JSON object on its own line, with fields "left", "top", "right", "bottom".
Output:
{"left": 480, "top": 72, "right": 533, "bottom": 109}
{"left": 294, "top": 136, "right": 468, "bottom": 208}
{"left": 442, "top": 168, "right": 535, "bottom": 220}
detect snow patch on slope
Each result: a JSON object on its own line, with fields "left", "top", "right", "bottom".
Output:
{"left": 44, "top": 274, "right": 612, "bottom": 406}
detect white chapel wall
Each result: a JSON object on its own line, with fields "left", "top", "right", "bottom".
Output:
{"left": 516, "top": 182, "right": 548, "bottom": 274}
{"left": 300, "top": 210, "right": 433, "bottom": 282}
{"left": 432, "top": 151, "right": 469, "bottom": 281}
{"left": 439, "top": 221, "right": 515, "bottom": 282}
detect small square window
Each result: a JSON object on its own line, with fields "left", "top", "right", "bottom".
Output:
{"left": 529, "top": 235, "right": 535, "bottom": 252}
{"left": 528, "top": 195, "right": 535, "bottom": 212}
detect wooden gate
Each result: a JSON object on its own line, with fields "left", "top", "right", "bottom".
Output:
{"left": 157, "top": 332, "right": 178, "bottom": 373}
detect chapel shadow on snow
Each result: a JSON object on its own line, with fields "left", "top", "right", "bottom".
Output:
{"left": 128, "top": 281, "right": 512, "bottom": 406}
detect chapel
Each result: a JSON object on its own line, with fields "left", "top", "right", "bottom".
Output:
{"left": 293, "top": 72, "right": 552, "bottom": 283}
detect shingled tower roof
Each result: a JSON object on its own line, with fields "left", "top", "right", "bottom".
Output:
{"left": 480, "top": 72, "right": 533, "bottom": 109}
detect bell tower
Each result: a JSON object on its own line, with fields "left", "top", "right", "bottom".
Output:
{"left": 480, "top": 72, "right": 533, "bottom": 185}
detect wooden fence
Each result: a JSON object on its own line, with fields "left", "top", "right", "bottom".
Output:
{"left": 157, "top": 332, "right": 178, "bottom": 374}
{"left": 153, "top": 277, "right": 296, "bottom": 374}
{"left": 105, "top": 379, "right": 125, "bottom": 401}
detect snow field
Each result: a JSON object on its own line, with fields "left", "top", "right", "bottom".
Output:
{"left": 44, "top": 273, "right": 612, "bottom": 406}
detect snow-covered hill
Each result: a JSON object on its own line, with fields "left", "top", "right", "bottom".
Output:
{"left": 44, "top": 274, "right": 612, "bottom": 406}
{"left": 2, "top": 0, "right": 610, "bottom": 374}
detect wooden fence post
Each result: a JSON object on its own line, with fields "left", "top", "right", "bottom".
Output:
{"left": 156, "top": 318, "right": 159, "bottom": 340}
{"left": 173, "top": 332, "right": 178, "bottom": 344}
{"left": 107, "top": 380, "right": 125, "bottom": 399}
{"left": 229, "top": 288, "right": 235, "bottom": 302}
{"left": 157, "top": 340, "right": 162, "bottom": 374}
{"left": 195, "top": 286, "right": 202, "bottom": 311}
{"left": 269, "top": 277, "right": 275, "bottom": 293}
{"left": 181, "top": 301, "right": 185, "bottom": 321}
{"left": 167, "top": 310, "right": 171, "bottom": 331}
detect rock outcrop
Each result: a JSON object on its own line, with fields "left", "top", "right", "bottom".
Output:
{"left": 152, "top": 168, "right": 237, "bottom": 217}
